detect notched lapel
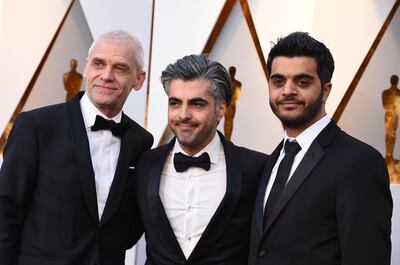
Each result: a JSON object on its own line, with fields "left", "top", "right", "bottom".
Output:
{"left": 261, "top": 121, "right": 340, "bottom": 234}
{"left": 188, "top": 133, "right": 242, "bottom": 262}
{"left": 255, "top": 141, "right": 283, "bottom": 235}
{"left": 66, "top": 93, "right": 99, "bottom": 223}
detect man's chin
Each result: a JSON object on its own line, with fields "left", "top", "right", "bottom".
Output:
{"left": 278, "top": 115, "right": 307, "bottom": 129}
{"left": 176, "top": 135, "right": 194, "bottom": 145}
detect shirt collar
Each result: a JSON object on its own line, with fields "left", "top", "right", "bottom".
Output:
{"left": 80, "top": 92, "right": 122, "bottom": 129}
{"left": 284, "top": 115, "right": 331, "bottom": 153}
{"left": 173, "top": 132, "right": 221, "bottom": 165}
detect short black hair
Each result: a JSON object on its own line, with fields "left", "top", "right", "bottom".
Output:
{"left": 267, "top": 32, "right": 335, "bottom": 87}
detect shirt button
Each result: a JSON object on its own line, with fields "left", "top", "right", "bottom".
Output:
{"left": 188, "top": 236, "right": 192, "bottom": 241}
{"left": 188, "top": 206, "right": 193, "bottom": 211}
{"left": 258, "top": 250, "right": 267, "bottom": 257}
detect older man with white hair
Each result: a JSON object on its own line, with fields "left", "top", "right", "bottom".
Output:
{"left": 0, "top": 30, "right": 153, "bottom": 265}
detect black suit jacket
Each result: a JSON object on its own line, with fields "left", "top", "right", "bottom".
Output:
{"left": 0, "top": 92, "right": 153, "bottom": 265}
{"left": 249, "top": 121, "right": 392, "bottom": 265}
{"left": 135, "top": 132, "right": 267, "bottom": 265}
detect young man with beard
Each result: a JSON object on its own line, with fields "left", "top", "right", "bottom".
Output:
{"left": 135, "top": 54, "right": 267, "bottom": 265}
{"left": 248, "top": 32, "right": 392, "bottom": 265}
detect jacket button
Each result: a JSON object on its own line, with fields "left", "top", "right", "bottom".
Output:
{"left": 258, "top": 250, "right": 267, "bottom": 257}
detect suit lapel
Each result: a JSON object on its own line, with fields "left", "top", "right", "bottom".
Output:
{"left": 100, "top": 114, "right": 139, "bottom": 224}
{"left": 146, "top": 139, "right": 187, "bottom": 261}
{"left": 264, "top": 121, "right": 340, "bottom": 232}
{"left": 66, "top": 92, "right": 99, "bottom": 223}
{"left": 188, "top": 132, "right": 242, "bottom": 262}
{"left": 255, "top": 141, "right": 283, "bottom": 235}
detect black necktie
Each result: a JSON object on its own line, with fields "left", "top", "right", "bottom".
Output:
{"left": 264, "top": 140, "right": 301, "bottom": 228}
{"left": 91, "top": 115, "right": 129, "bottom": 136}
{"left": 173, "top": 152, "right": 211, "bottom": 172}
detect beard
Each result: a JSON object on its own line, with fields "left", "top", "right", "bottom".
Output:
{"left": 170, "top": 115, "right": 218, "bottom": 152}
{"left": 269, "top": 90, "right": 324, "bottom": 129}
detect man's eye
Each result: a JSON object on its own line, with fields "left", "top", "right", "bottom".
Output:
{"left": 298, "top": 79, "right": 310, "bottom": 86}
{"left": 272, "top": 79, "right": 283, "bottom": 86}
{"left": 93, "top": 61, "right": 103, "bottom": 67}
{"left": 115, "top": 66, "right": 128, "bottom": 72}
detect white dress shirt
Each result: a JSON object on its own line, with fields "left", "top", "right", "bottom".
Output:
{"left": 159, "top": 133, "right": 227, "bottom": 259}
{"left": 263, "top": 115, "right": 331, "bottom": 210}
{"left": 80, "top": 93, "right": 122, "bottom": 219}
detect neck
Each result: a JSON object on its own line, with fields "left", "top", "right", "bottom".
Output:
{"left": 97, "top": 106, "right": 121, "bottom": 119}
{"left": 285, "top": 127, "right": 305, "bottom": 138}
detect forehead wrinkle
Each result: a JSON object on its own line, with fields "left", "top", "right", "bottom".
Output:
{"left": 89, "top": 53, "right": 133, "bottom": 71}
{"left": 89, "top": 42, "right": 135, "bottom": 64}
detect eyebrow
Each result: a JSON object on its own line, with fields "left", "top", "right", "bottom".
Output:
{"left": 269, "top": 73, "right": 315, "bottom": 79}
{"left": 189, "top": 98, "right": 208, "bottom": 104}
{"left": 270, "top": 73, "right": 284, "bottom": 79}
{"left": 294, "top": 73, "right": 314, "bottom": 80}
{"left": 91, "top": 57, "right": 130, "bottom": 69}
{"left": 91, "top": 56, "right": 104, "bottom": 62}
{"left": 168, "top": 97, "right": 182, "bottom": 103}
{"left": 168, "top": 97, "right": 209, "bottom": 104}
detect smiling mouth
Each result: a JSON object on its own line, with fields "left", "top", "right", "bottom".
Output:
{"left": 280, "top": 101, "right": 301, "bottom": 105}
{"left": 278, "top": 98, "right": 304, "bottom": 107}
{"left": 94, "top": 85, "right": 117, "bottom": 90}
{"left": 175, "top": 122, "right": 197, "bottom": 130}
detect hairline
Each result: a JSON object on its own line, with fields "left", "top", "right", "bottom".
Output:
{"left": 87, "top": 31, "right": 144, "bottom": 72}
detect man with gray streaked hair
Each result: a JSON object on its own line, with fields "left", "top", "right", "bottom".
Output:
{"left": 135, "top": 54, "right": 268, "bottom": 265}
{"left": 160, "top": 54, "right": 232, "bottom": 106}
{"left": 0, "top": 30, "right": 153, "bottom": 265}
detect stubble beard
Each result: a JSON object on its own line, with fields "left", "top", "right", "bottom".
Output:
{"left": 171, "top": 116, "right": 218, "bottom": 152}
{"left": 270, "top": 90, "right": 324, "bottom": 129}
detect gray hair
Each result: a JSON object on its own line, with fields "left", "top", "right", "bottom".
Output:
{"left": 88, "top": 30, "right": 144, "bottom": 72}
{"left": 160, "top": 54, "right": 232, "bottom": 106}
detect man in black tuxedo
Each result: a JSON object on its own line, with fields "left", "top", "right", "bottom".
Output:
{"left": 135, "top": 54, "right": 267, "bottom": 265}
{"left": 248, "top": 32, "right": 393, "bottom": 265}
{"left": 0, "top": 30, "right": 153, "bottom": 265}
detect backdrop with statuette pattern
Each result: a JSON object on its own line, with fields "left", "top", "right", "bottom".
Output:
{"left": 0, "top": 0, "right": 399, "bottom": 264}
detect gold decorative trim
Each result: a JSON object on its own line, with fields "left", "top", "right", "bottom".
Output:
{"left": 157, "top": 0, "right": 236, "bottom": 146}
{"left": 332, "top": 0, "right": 399, "bottom": 123}
{"left": 144, "top": 0, "right": 156, "bottom": 130}
{"left": 239, "top": 0, "right": 269, "bottom": 80}
{"left": 203, "top": 0, "right": 236, "bottom": 53}
{"left": 0, "top": 0, "right": 76, "bottom": 154}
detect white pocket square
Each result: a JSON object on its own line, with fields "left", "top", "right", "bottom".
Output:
{"left": 129, "top": 166, "right": 135, "bottom": 170}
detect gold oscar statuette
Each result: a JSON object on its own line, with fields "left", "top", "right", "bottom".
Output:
{"left": 224, "top": 66, "right": 242, "bottom": 140}
{"left": 382, "top": 74, "right": 400, "bottom": 184}
{"left": 63, "top": 59, "right": 83, "bottom": 101}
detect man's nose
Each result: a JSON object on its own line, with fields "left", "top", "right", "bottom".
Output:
{"left": 282, "top": 81, "right": 297, "bottom": 96}
{"left": 100, "top": 66, "right": 114, "bottom": 81}
{"left": 178, "top": 105, "right": 192, "bottom": 120}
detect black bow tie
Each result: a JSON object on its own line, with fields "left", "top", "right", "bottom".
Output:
{"left": 91, "top": 115, "right": 129, "bottom": 136}
{"left": 173, "top": 152, "right": 211, "bottom": 173}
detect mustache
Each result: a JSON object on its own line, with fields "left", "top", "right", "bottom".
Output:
{"left": 277, "top": 97, "right": 305, "bottom": 105}
{"left": 174, "top": 120, "right": 197, "bottom": 126}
